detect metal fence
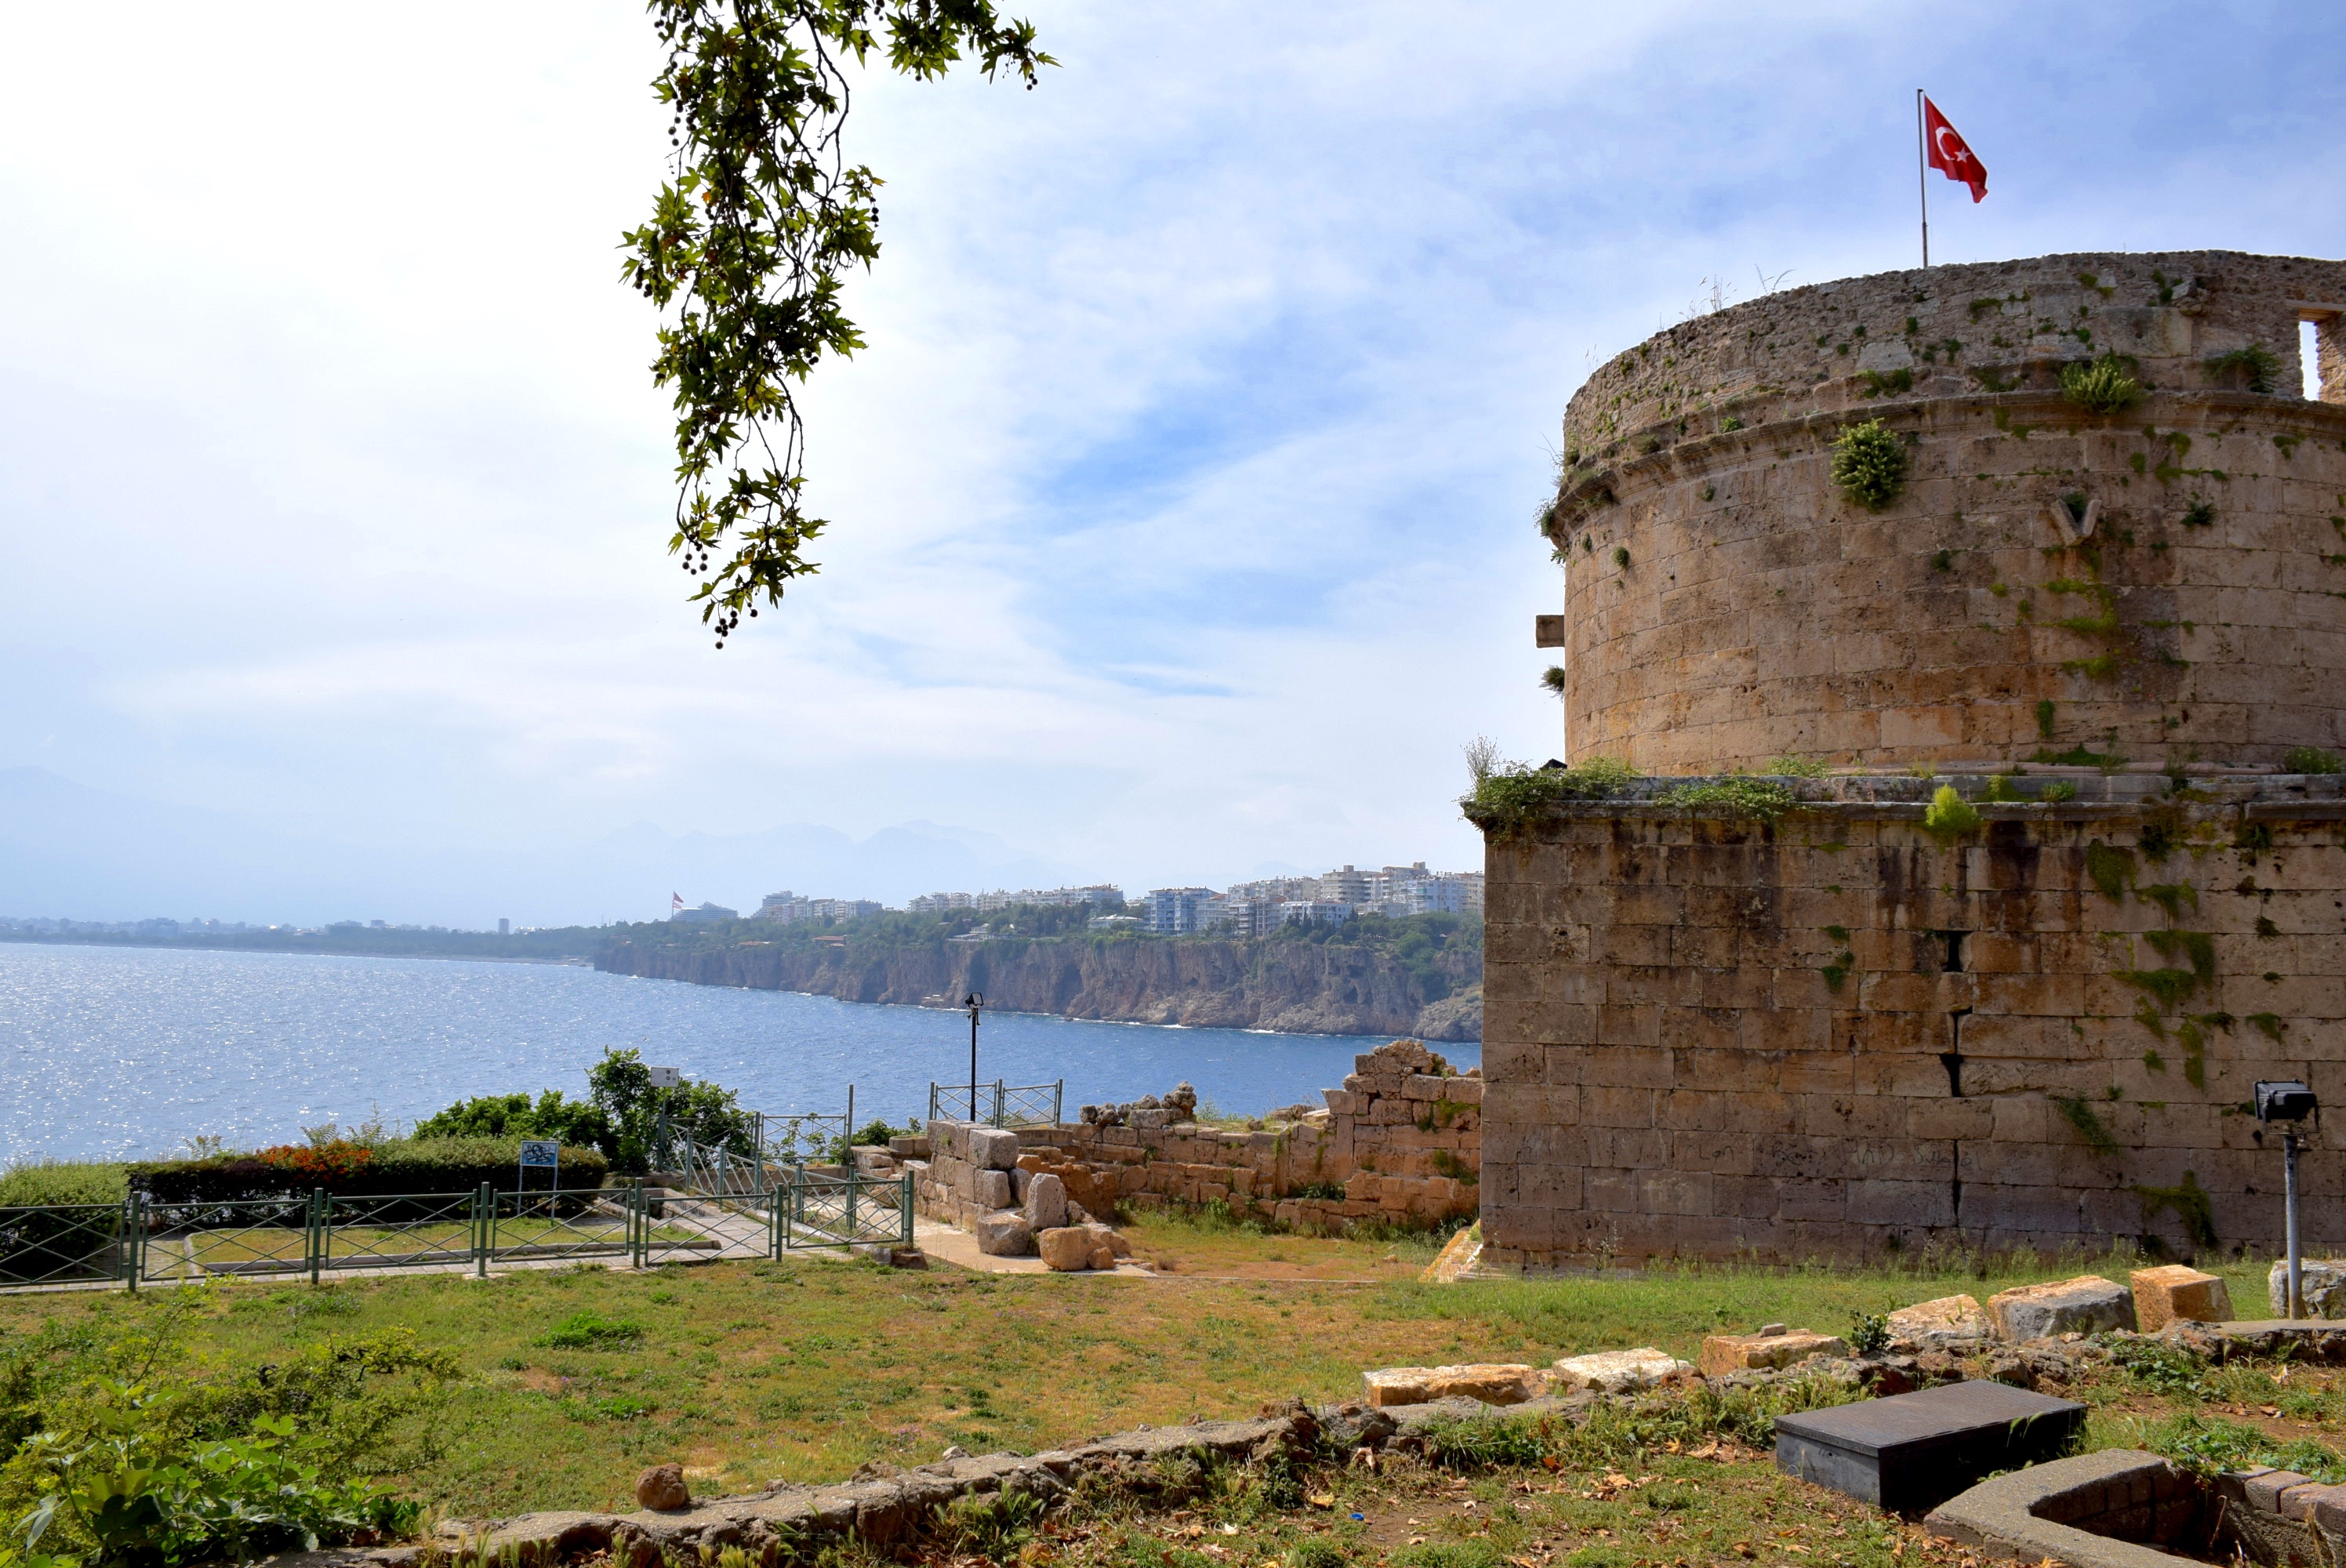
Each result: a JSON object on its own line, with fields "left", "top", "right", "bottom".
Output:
{"left": 928, "top": 1079, "right": 1063, "bottom": 1128}
{"left": 0, "top": 1174, "right": 910, "bottom": 1294}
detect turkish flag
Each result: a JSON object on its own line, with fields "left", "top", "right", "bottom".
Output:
{"left": 1923, "top": 96, "right": 1987, "bottom": 202}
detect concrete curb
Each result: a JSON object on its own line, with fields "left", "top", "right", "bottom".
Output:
{"left": 1924, "top": 1450, "right": 2200, "bottom": 1568}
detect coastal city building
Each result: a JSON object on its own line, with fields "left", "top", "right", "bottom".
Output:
{"left": 1142, "top": 887, "right": 1216, "bottom": 934}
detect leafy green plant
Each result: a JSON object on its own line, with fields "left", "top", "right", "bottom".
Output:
{"left": 1612, "top": 546, "right": 1631, "bottom": 569}
{"left": 533, "top": 1312, "right": 644, "bottom": 1351}
{"left": 2283, "top": 746, "right": 2342, "bottom": 775}
{"left": 1858, "top": 368, "right": 1912, "bottom": 397}
{"left": 1828, "top": 419, "right": 1909, "bottom": 510}
{"left": 2052, "top": 1094, "right": 2121, "bottom": 1156}
{"left": 1923, "top": 786, "right": 1981, "bottom": 841}
{"left": 1654, "top": 778, "right": 1796, "bottom": 823}
{"left": 2039, "top": 781, "right": 2079, "bottom": 802}
{"left": 1847, "top": 1312, "right": 1890, "bottom": 1358}
{"left": 1540, "top": 666, "right": 1567, "bottom": 696}
{"left": 2181, "top": 499, "right": 2216, "bottom": 528}
{"left": 2061, "top": 354, "right": 2143, "bottom": 414}
{"left": 2203, "top": 345, "right": 2282, "bottom": 394}
{"left": 1763, "top": 755, "right": 1828, "bottom": 778}
{"left": 14, "top": 1383, "right": 419, "bottom": 1566}
{"left": 2141, "top": 1412, "right": 2344, "bottom": 1483}
{"left": 0, "top": 1164, "right": 129, "bottom": 1208}
{"left": 1461, "top": 756, "right": 1637, "bottom": 840}
{"left": 1287, "top": 1541, "right": 1349, "bottom": 1568}
{"left": 620, "top": 0, "right": 1053, "bottom": 645}
{"left": 928, "top": 1488, "right": 1044, "bottom": 1563}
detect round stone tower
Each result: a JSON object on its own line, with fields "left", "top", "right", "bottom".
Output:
{"left": 1481, "top": 251, "right": 2346, "bottom": 1270}
{"left": 1542, "top": 249, "right": 2346, "bottom": 775}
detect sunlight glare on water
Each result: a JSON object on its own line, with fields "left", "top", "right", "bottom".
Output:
{"left": 0, "top": 944, "right": 1473, "bottom": 1163}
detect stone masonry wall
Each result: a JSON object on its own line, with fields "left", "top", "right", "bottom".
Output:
{"left": 1480, "top": 774, "right": 2346, "bottom": 1269}
{"left": 1542, "top": 250, "right": 2346, "bottom": 775}
{"left": 1009, "top": 1040, "right": 1484, "bottom": 1232}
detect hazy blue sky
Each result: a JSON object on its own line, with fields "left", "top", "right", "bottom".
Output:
{"left": 2, "top": 2, "right": 2341, "bottom": 925}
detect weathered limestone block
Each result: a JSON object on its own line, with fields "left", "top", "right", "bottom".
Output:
{"left": 2269, "top": 1261, "right": 2346, "bottom": 1319}
{"left": 975, "top": 1169, "right": 1013, "bottom": 1210}
{"left": 1887, "top": 1294, "right": 1991, "bottom": 1351}
{"left": 1081, "top": 1221, "right": 1131, "bottom": 1258}
{"left": 968, "top": 1127, "right": 1022, "bottom": 1171}
{"left": 2132, "top": 1265, "right": 2234, "bottom": 1331}
{"left": 1988, "top": 1276, "right": 2136, "bottom": 1341}
{"left": 1037, "top": 1226, "right": 1095, "bottom": 1272}
{"left": 1011, "top": 1166, "right": 1033, "bottom": 1203}
{"left": 974, "top": 1212, "right": 1033, "bottom": 1257}
{"left": 1698, "top": 1327, "right": 1850, "bottom": 1376}
{"left": 1362, "top": 1363, "right": 1539, "bottom": 1409}
{"left": 1026, "top": 1173, "right": 1068, "bottom": 1230}
{"left": 1549, "top": 1348, "right": 1690, "bottom": 1393}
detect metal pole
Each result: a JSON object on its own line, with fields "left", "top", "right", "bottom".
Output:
{"left": 122, "top": 1194, "right": 140, "bottom": 1293}
{"left": 310, "top": 1189, "right": 324, "bottom": 1287}
{"left": 968, "top": 999, "right": 980, "bottom": 1121}
{"left": 1916, "top": 89, "right": 1930, "bottom": 269}
{"left": 2285, "top": 1130, "right": 2303, "bottom": 1319}
{"left": 478, "top": 1182, "right": 492, "bottom": 1277}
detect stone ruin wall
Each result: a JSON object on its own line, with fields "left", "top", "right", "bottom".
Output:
{"left": 908, "top": 1041, "right": 1484, "bottom": 1234}
{"left": 1545, "top": 250, "right": 2346, "bottom": 775}
{"left": 1489, "top": 249, "right": 2346, "bottom": 1270}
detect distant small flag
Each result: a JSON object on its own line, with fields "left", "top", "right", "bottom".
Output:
{"left": 1923, "top": 96, "right": 1987, "bottom": 203}
{"left": 671, "top": 891, "right": 685, "bottom": 912}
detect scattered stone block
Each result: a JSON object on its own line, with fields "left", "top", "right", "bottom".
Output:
{"left": 968, "top": 1127, "right": 1022, "bottom": 1171}
{"left": 1089, "top": 1244, "right": 1117, "bottom": 1269}
{"left": 1361, "top": 1363, "right": 1539, "bottom": 1409}
{"left": 1987, "top": 1275, "right": 2135, "bottom": 1340}
{"left": 634, "top": 1462, "right": 689, "bottom": 1511}
{"left": 1081, "top": 1221, "right": 1131, "bottom": 1258}
{"left": 2132, "top": 1265, "right": 2234, "bottom": 1331}
{"left": 975, "top": 1169, "right": 1013, "bottom": 1210}
{"left": 1698, "top": 1327, "right": 1849, "bottom": 1377}
{"left": 1775, "top": 1380, "right": 2086, "bottom": 1512}
{"left": 1037, "top": 1225, "right": 1095, "bottom": 1271}
{"left": 1887, "top": 1294, "right": 1991, "bottom": 1351}
{"left": 2268, "top": 1260, "right": 2346, "bottom": 1319}
{"left": 1549, "top": 1348, "right": 1690, "bottom": 1394}
{"left": 974, "top": 1211, "right": 1033, "bottom": 1257}
{"left": 1026, "top": 1173, "right": 1068, "bottom": 1230}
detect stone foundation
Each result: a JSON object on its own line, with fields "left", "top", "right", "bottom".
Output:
{"left": 1480, "top": 772, "right": 2345, "bottom": 1268}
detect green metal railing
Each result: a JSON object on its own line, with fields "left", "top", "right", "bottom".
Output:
{"left": 928, "top": 1078, "right": 1062, "bottom": 1128}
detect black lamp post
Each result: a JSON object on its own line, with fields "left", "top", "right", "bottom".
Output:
{"left": 2255, "top": 1080, "right": 2319, "bottom": 1319}
{"left": 964, "top": 991, "right": 984, "bottom": 1123}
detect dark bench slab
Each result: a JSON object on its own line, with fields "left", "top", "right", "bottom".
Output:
{"left": 1776, "top": 1381, "right": 2087, "bottom": 1513}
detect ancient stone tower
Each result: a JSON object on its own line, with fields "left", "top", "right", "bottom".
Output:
{"left": 1480, "top": 249, "right": 2346, "bottom": 1268}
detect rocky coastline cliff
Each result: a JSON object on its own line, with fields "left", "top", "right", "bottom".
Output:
{"left": 592, "top": 933, "right": 1481, "bottom": 1040}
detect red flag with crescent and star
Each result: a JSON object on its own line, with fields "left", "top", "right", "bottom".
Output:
{"left": 1923, "top": 96, "right": 1987, "bottom": 202}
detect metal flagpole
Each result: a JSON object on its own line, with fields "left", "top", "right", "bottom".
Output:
{"left": 1916, "top": 89, "right": 1930, "bottom": 268}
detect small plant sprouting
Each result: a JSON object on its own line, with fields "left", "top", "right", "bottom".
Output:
{"left": 1540, "top": 666, "right": 1567, "bottom": 696}
{"left": 1981, "top": 774, "right": 2021, "bottom": 802}
{"left": 2053, "top": 1094, "right": 2123, "bottom": 1156}
{"left": 2036, "top": 699, "right": 2058, "bottom": 739}
{"left": 1932, "top": 549, "right": 1954, "bottom": 572}
{"left": 2061, "top": 354, "right": 2144, "bottom": 415}
{"left": 1859, "top": 368, "right": 1913, "bottom": 397}
{"left": 2039, "top": 780, "right": 2079, "bottom": 802}
{"left": 1721, "top": 415, "right": 1745, "bottom": 431}
{"left": 1848, "top": 1311, "right": 1892, "bottom": 1357}
{"left": 1613, "top": 546, "right": 1631, "bottom": 569}
{"left": 1923, "top": 785, "right": 1982, "bottom": 841}
{"left": 2204, "top": 344, "right": 2282, "bottom": 394}
{"left": 1764, "top": 754, "right": 1829, "bottom": 778}
{"left": 2282, "top": 746, "right": 2342, "bottom": 775}
{"left": 1830, "top": 418, "right": 1910, "bottom": 510}
{"left": 2181, "top": 498, "right": 2216, "bottom": 528}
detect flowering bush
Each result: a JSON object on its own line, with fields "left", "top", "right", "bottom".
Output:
{"left": 256, "top": 1142, "right": 375, "bottom": 1185}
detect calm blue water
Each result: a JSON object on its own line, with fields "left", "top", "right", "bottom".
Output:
{"left": 0, "top": 943, "right": 1472, "bottom": 1163}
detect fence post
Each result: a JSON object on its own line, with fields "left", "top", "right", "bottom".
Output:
{"left": 768, "top": 1185, "right": 781, "bottom": 1260}
{"left": 898, "top": 1171, "right": 913, "bottom": 1246}
{"left": 307, "top": 1189, "right": 323, "bottom": 1287}
{"left": 631, "top": 1178, "right": 645, "bottom": 1269}
{"left": 477, "top": 1183, "right": 492, "bottom": 1277}
{"left": 121, "top": 1194, "right": 139, "bottom": 1293}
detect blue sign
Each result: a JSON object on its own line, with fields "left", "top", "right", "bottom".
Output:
{"left": 518, "top": 1139, "right": 560, "bottom": 1169}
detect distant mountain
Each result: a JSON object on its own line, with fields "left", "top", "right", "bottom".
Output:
{"left": 0, "top": 766, "right": 1077, "bottom": 928}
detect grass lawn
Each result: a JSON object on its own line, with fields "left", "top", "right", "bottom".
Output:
{"left": 0, "top": 1218, "right": 2324, "bottom": 1533}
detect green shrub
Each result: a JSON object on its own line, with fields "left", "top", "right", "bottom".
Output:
{"left": 1461, "top": 757, "right": 1636, "bottom": 840}
{"left": 1923, "top": 785, "right": 1982, "bottom": 841}
{"left": 0, "top": 1163, "right": 128, "bottom": 1208}
{"left": 1847, "top": 1311, "right": 1890, "bottom": 1358}
{"left": 1828, "top": 419, "right": 1909, "bottom": 510}
{"left": 2141, "top": 1412, "right": 2344, "bottom": 1483}
{"left": 2061, "top": 354, "right": 2143, "bottom": 414}
{"left": 128, "top": 1138, "right": 608, "bottom": 1206}
{"left": 1653, "top": 777, "right": 1796, "bottom": 823}
{"left": 412, "top": 1091, "right": 611, "bottom": 1153}
{"left": 2204, "top": 345, "right": 2282, "bottom": 394}
{"left": 2282, "top": 746, "right": 2342, "bottom": 775}
{"left": 928, "top": 1489, "right": 1043, "bottom": 1563}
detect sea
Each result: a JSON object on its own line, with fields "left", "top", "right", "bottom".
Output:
{"left": 0, "top": 942, "right": 1475, "bottom": 1164}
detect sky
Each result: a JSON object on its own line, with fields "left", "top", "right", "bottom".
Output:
{"left": 2, "top": 2, "right": 2341, "bottom": 927}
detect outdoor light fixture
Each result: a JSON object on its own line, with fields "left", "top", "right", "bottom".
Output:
{"left": 964, "top": 993, "right": 985, "bottom": 1124}
{"left": 2255, "top": 1080, "right": 2319, "bottom": 1319}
